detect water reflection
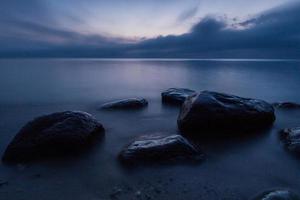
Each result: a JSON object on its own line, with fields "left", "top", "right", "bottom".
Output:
{"left": 0, "top": 59, "right": 299, "bottom": 104}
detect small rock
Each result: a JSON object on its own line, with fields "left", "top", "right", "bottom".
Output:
{"left": 110, "top": 187, "right": 123, "bottom": 199}
{"left": 119, "top": 134, "right": 203, "bottom": 165}
{"left": 273, "top": 102, "right": 300, "bottom": 109}
{"left": 161, "top": 88, "right": 196, "bottom": 105}
{"left": 101, "top": 98, "right": 148, "bottom": 110}
{"left": 2, "top": 111, "right": 105, "bottom": 162}
{"left": 0, "top": 180, "right": 8, "bottom": 187}
{"left": 280, "top": 128, "right": 300, "bottom": 154}
{"left": 252, "top": 190, "right": 300, "bottom": 200}
{"left": 178, "top": 91, "right": 275, "bottom": 135}
{"left": 135, "top": 190, "right": 142, "bottom": 198}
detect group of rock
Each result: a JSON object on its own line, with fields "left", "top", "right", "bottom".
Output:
{"left": 2, "top": 88, "right": 300, "bottom": 199}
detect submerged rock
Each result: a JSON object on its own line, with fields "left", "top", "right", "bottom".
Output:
{"left": 101, "top": 98, "right": 148, "bottom": 109}
{"left": 253, "top": 190, "right": 300, "bottom": 200}
{"left": 273, "top": 102, "right": 300, "bottom": 109}
{"left": 161, "top": 88, "right": 196, "bottom": 105}
{"left": 177, "top": 91, "right": 275, "bottom": 135}
{"left": 119, "top": 134, "right": 203, "bottom": 164}
{"left": 2, "top": 111, "right": 104, "bottom": 162}
{"left": 280, "top": 127, "right": 300, "bottom": 154}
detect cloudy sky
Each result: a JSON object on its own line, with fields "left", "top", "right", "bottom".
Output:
{"left": 0, "top": 0, "right": 299, "bottom": 58}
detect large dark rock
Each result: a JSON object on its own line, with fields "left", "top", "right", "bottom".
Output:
{"left": 2, "top": 111, "right": 104, "bottom": 162}
{"left": 161, "top": 88, "right": 196, "bottom": 105}
{"left": 178, "top": 91, "right": 275, "bottom": 135}
{"left": 119, "top": 134, "right": 203, "bottom": 165}
{"left": 101, "top": 98, "right": 148, "bottom": 109}
{"left": 252, "top": 190, "right": 300, "bottom": 200}
{"left": 280, "top": 127, "right": 300, "bottom": 154}
{"left": 273, "top": 102, "right": 300, "bottom": 109}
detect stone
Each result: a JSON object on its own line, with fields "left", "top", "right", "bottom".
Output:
{"left": 101, "top": 98, "right": 148, "bottom": 109}
{"left": 280, "top": 127, "right": 300, "bottom": 154}
{"left": 273, "top": 102, "right": 300, "bottom": 109}
{"left": 161, "top": 88, "right": 196, "bottom": 105}
{"left": 0, "top": 180, "right": 8, "bottom": 187}
{"left": 119, "top": 134, "right": 203, "bottom": 165}
{"left": 2, "top": 111, "right": 104, "bottom": 162}
{"left": 252, "top": 190, "right": 300, "bottom": 200}
{"left": 178, "top": 91, "right": 275, "bottom": 135}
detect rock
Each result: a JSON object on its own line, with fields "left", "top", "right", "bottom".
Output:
{"left": 119, "top": 134, "right": 203, "bottom": 165}
{"left": 135, "top": 190, "right": 142, "bottom": 197}
{"left": 273, "top": 102, "right": 300, "bottom": 109}
{"left": 161, "top": 88, "right": 196, "bottom": 105}
{"left": 101, "top": 98, "right": 148, "bottom": 110}
{"left": 252, "top": 190, "right": 300, "bottom": 200}
{"left": 0, "top": 180, "right": 8, "bottom": 187}
{"left": 177, "top": 91, "right": 275, "bottom": 135}
{"left": 2, "top": 111, "right": 104, "bottom": 162}
{"left": 280, "top": 128, "right": 300, "bottom": 154}
{"left": 110, "top": 187, "right": 123, "bottom": 199}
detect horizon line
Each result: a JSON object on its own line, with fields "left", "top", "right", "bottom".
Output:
{"left": 0, "top": 58, "right": 300, "bottom": 62}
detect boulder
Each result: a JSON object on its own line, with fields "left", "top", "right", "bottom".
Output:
{"left": 161, "top": 88, "right": 196, "bottom": 105}
{"left": 177, "top": 91, "right": 275, "bottom": 135}
{"left": 273, "top": 102, "right": 300, "bottom": 109}
{"left": 252, "top": 190, "right": 300, "bottom": 200}
{"left": 280, "top": 127, "right": 300, "bottom": 154}
{"left": 2, "top": 111, "right": 104, "bottom": 162}
{"left": 119, "top": 134, "right": 203, "bottom": 165}
{"left": 101, "top": 98, "right": 148, "bottom": 109}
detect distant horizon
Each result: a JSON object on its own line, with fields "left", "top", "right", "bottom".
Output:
{"left": 1, "top": 57, "right": 300, "bottom": 62}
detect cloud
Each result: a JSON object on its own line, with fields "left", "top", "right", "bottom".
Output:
{"left": 177, "top": 6, "right": 199, "bottom": 22}
{"left": 0, "top": 0, "right": 132, "bottom": 57}
{"left": 0, "top": 1, "right": 300, "bottom": 58}
{"left": 129, "top": 2, "right": 300, "bottom": 58}
{"left": 0, "top": 19, "right": 126, "bottom": 50}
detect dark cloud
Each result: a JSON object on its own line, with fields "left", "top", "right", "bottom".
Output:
{"left": 1, "top": 1, "right": 300, "bottom": 58}
{"left": 131, "top": 2, "right": 300, "bottom": 58}
{"left": 0, "top": 19, "right": 125, "bottom": 51}
{"left": 0, "top": 0, "right": 129, "bottom": 57}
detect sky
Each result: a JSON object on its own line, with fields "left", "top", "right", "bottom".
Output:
{"left": 0, "top": 0, "right": 299, "bottom": 58}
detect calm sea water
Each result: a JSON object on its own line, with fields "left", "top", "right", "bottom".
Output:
{"left": 0, "top": 59, "right": 300, "bottom": 200}
{"left": 0, "top": 58, "right": 300, "bottom": 104}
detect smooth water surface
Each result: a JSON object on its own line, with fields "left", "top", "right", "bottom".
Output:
{"left": 0, "top": 59, "right": 300, "bottom": 200}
